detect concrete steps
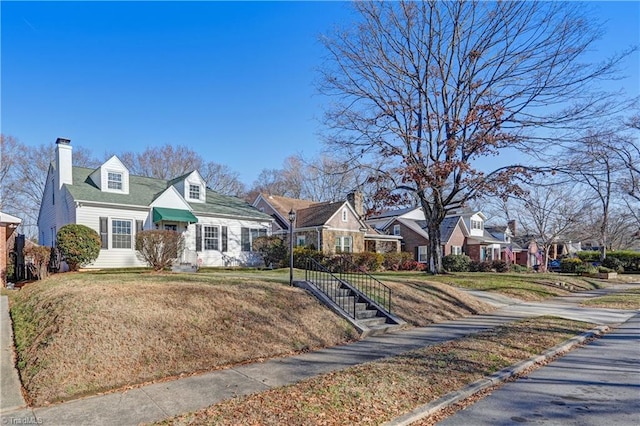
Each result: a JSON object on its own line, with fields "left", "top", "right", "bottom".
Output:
{"left": 301, "top": 279, "right": 404, "bottom": 336}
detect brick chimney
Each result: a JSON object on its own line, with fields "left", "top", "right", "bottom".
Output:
{"left": 347, "top": 191, "right": 364, "bottom": 218}
{"left": 55, "top": 138, "right": 72, "bottom": 189}
{"left": 507, "top": 219, "right": 517, "bottom": 237}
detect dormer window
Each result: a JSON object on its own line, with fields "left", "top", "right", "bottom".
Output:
{"left": 189, "top": 184, "right": 201, "bottom": 200}
{"left": 108, "top": 172, "right": 123, "bottom": 190}
{"left": 471, "top": 219, "right": 483, "bottom": 230}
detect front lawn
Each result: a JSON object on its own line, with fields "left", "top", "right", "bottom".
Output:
{"left": 375, "top": 271, "right": 606, "bottom": 301}
{"left": 7, "top": 269, "right": 490, "bottom": 406}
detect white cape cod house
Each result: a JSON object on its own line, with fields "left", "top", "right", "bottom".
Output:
{"left": 38, "top": 138, "right": 273, "bottom": 269}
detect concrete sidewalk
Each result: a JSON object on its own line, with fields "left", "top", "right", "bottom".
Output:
{"left": 1, "top": 285, "right": 637, "bottom": 426}
{"left": 0, "top": 296, "right": 26, "bottom": 413}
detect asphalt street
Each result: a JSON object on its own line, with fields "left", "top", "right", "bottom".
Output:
{"left": 438, "top": 312, "right": 640, "bottom": 426}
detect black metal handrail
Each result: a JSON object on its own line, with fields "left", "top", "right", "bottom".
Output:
{"left": 304, "top": 257, "right": 392, "bottom": 316}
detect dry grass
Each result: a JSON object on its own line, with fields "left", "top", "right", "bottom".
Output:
{"left": 378, "top": 272, "right": 606, "bottom": 302}
{"left": 383, "top": 279, "right": 493, "bottom": 326}
{"left": 580, "top": 287, "right": 640, "bottom": 310}
{"left": 10, "top": 272, "right": 358, "bottom": 406}
{"left": 9, "top": 270, "right": 491, "bottom": 406}
{"left": 158, "top": 317, "right": 593, "bottom": 426}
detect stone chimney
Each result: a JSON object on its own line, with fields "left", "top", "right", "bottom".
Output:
{"left": 55, "top": 138, "right": 72, "bottom": 189}
{"left": 347, "top": 191, "right": 364, "bottom": 218}
{"left": 507, "top": 219, "right": 517, "bottom": 237}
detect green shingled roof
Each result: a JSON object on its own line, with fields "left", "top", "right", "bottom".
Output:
{"left": 66, "top": 167, "right": 271, "bottom": 220}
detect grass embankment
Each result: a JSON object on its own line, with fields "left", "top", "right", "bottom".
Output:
{"left": 158, "top": 316, "right": 594, "bottom": 426}
{"left": 581, "top": 287, "right": 640, "bottom": 310}
{"left": 387, "top": 272, "right": 607, "bottom": 301}
{"left": 8, "top": 269, "right": 490, "bottom": 406}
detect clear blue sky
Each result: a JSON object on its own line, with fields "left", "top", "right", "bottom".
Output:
{"left": 2, "top": 1, "right": 638, "bottom": 186}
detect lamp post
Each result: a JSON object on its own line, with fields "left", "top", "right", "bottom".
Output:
{"left": 288, "top": 209, "right": 296, "bottom": 286}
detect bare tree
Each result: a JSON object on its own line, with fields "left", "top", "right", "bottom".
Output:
{"left": 564, "top": 131, "right": 629, "bottom": 260}
{"left": 118, "top": 144, "right": 246, "bottom": 197}
{"left": 319, "top": 1, "right": 634, "bottom": 272}
{"left": 119, "top": 144, "right": 203, "bottom": 180}
{"left": 1, "top": 137, "right": 98, "bottom": 238}
{"left": 200, "top": 162, "right": 246, "bottom": 197}
{"left": 511, "top": 183, "right": 586, "bottom": 271}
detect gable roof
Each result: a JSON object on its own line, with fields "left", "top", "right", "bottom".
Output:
{"left": 258, "top": 194, "right": 317, "bottom": 217}
{"left": 66, "top": 167, "right": 271, "bottom": 220}
{"left": 296, "top": 201, "right": 345, "bottom": 227}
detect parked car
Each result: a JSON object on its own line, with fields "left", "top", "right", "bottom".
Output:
{"left": 548, "top": 259, "right": 561, "bottom": 272}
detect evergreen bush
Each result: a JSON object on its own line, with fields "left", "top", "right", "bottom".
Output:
{"left": 56, "top": 224, "right": 101, "bottom": 271}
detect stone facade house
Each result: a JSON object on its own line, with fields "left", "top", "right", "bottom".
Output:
{"left": 253, "top": 193, "right": 401, "bottom": 255}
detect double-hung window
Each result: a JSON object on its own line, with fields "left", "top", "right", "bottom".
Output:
{"left": 204, "top": 226, "right": 219, "bottom": 250}
{"left": 189, "top": 184, "right": 200, "bottom": 200}
{"left": 451, "top": 246, "right": 462, "bottom": 255}
{"left": 335, "top": 236, "right": 352, "bottom": 253}
{"left": 418, "top": 246, "right": 428, "bottom": 263}
{"left": 112, "top": 219, "right": 132, "bottom": 249}
{"left": 107, "top": 172, "right": 123, "bottom": 190}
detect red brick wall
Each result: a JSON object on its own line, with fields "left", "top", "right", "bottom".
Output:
{"left": 1, "top": 225, "right": 7, "bottom": 285}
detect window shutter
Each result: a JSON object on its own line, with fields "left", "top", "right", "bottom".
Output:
{"left": 221, "top": 226, "right": 228, "bottom": 252}
{"left": 195, "top": 224, "right": 202, "bottom": 252}
{"left": 136, "top": 220, "right": 143, "bottom": 232}
{"left": 99, "top": 217, "right": 108, "bottom": 249}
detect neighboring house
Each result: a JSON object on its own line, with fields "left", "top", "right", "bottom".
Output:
{"left": 253, "top": 193, "right": 401, "bottom": 255}
{"left": 38, "top": 138, "right": 273, "bottom": 269}
{"left": 368, "top": 208, "right": 532, "bottom": 265}
{"left": 1, "top": 212, "right": 22, "bottom": 285}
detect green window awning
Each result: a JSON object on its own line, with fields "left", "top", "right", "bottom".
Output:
{"left": 152, "top": 207, "right": 198, "bottom": 224}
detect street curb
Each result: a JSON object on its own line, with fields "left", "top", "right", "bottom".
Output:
{"left": 383, "top": 325, "right": 610, "bottom": 426}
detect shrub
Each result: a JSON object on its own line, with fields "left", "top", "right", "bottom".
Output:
{"left": 575, "top": 263, "right": 597, "bottom": 275}
{"left": 469, "top": 261, "right": 492, "bottom": 272}
{"left": 400, "top": 259, "right": 427, "bottom": 271}
{"left": 560, "top": 257, "right": 583, "bottom": 274}
{"left": 576, "top": 251, "right": 600, "bottom": 263}
{"left": 135, "top": 230, "right": 184, "bottom": 271}
{"left": 253, "top": 236, "right": 287, "bottom": 268}
{"left": 491, "top": 259, "right": 510, "bottom": 273}
{"left": 510, "top": 264, "right": 529, "bottom": 273}
{"left": 601, "top": 257, "right": 624, "bottom": 273}
{"left": 292, "top": 246, "right": 325, "bottom": 269}
{"left": 597, "top": 266, "right": 614, "bottom": 274}
{"left": 383, "top": 252, "right": 413, "bottom": 271}
{"left": 56, "top": 224, "right": 101, "bottom": 271}
{"left": 442, "top": 254, "right": 471, "bottom": 272}
{"left": 352, "top": 252, "right": 384, "bottom": 272}
{"left": 23, "top": 245, "right": 51, "bottom": 280}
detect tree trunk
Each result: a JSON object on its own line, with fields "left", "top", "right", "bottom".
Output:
{"left": 417, "top": 194, "right": 446, "bottom": 274}
{"left": 427, "top": 223, "right": 443, "bottom": 274}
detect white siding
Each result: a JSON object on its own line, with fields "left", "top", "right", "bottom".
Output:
{"left": 37, "top": 171, "right": 57, "bottom": 246}
{"left": 76, "top": 205, "right": 149, "bottom": 268}
{"left": 189, "top": 216, "right": 271, "bottom": 267}
{"left": 150, "top": 187, "right": 191, "bottom": 210}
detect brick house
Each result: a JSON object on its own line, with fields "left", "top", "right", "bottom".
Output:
{"left": 253, "top": 193, "right": 401, "bottom": 254}
{"left": 1, "top": 212, "right": 22, "bottom": 285}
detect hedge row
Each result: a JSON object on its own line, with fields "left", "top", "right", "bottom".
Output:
{"left": 441, "top": 254, "right": 526, "bottom": 273}
{"left": 576, "top": 250, "right": 640, "bottom": 272}
{"left": 291, "top": 247, "right": 426, "bottom": 272}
